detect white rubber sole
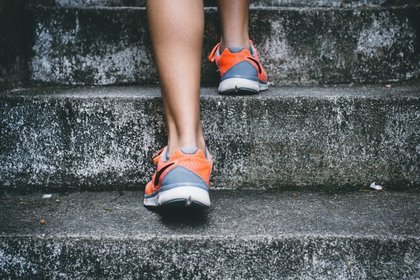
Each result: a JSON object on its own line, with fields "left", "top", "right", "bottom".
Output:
{"left": 218, "top": 78, "right": 268, "bottom": 95}
{"left": 144, "top": 186, "right": 211, "bottom": 208}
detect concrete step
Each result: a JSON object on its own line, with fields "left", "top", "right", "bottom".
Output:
{"left": 29, "top": 5, "right": 420, "bottom": 86}
{"left": 0, "top": 190, "right": 419, "bottom": 278}
{"left": 37, "top": 0, "right": 420, "bottom": 8}
{"left": 1, "top": 85, "right": 419, "bottom": 192}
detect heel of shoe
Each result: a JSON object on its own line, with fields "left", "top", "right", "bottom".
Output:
{"left": 158, "top": 186, "right": 211, "bottom": 208}
{"left": 144, "top": 186, "right": 210, "bottom": 208}
{"left": 218, "top": 78, "right": 260, "bottom": 95}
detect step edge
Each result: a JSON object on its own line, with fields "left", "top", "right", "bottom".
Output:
{"left": 1, "top": 233, "right": 419, "bottom": 241}
{"left": 27, "top": 5, "right": 420, "bottom": 12}
{"left": 2, "top": 85, "right": 420, "bottom": 99}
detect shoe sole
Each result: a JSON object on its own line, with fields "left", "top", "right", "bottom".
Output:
{"left": 144, "top": 186, "right": 211, "bottom": 208}
{"left": 218, "top": 78, "right": 268, "bottom": 95}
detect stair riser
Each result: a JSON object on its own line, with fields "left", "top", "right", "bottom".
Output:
{"left": 30, "top": 7, "right": 420, "bottom": 86}
{"left": 1, "top": 88, "right": 419, "bottom": 191}
{"left": 1, "top": 236, "right": 418, "bottom": 279}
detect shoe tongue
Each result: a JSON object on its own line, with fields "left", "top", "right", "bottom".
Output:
{"left": 163, "top": 147, "right": 199, "bottom": 161}
{"left": 180, "top": 147, "right": 199, "bottom": 154}
{"left": 228, "top": 47, "right": 245, "bottom": 53}
{"left": 161, "top": 147, "right": 170, "bottom": 162}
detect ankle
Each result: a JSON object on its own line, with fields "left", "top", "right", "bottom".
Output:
{"left": 220, "top": 37, "right": 250, "bottom": 51}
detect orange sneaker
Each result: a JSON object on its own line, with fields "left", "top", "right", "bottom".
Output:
{"left": 144, "top": 147, "right": 213, "bottom": 208}
{"left": 208, "top": 40, "right": 268, "bottom": 95}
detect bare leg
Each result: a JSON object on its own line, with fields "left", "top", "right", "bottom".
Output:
{"left": 147, "top": 0, "right": 205, "bottom": 156}
{"left": 218, "top": 0, "right": 250, "bottom": 50}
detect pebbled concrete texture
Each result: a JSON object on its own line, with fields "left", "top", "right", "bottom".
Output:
{"left": 0, "top": 191, "right": 419, "bottom": 278}
{"left": 0, "top": 85, "right": 419, "bottom": 192}
{"left": 29, "top": 6, "right": 420, "bottom": 86}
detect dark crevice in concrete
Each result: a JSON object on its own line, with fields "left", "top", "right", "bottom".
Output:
{"left": 0, "top": 0, "right": 34, "bottom": 90}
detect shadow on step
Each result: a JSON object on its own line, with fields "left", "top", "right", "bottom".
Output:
{"left": 147, "top": 207, "right": 210, "bottom": 228}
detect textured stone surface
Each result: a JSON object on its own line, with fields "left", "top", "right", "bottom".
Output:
{"left": 0, "top": 0, "right": 31, "bottom": 90}
{"left": 36, "top": 0, "right": 420, "bottom": 7}
{"left": 0, "top": 191, "right": 419, "bottom": 278}
{"left": 1, "top": 85, "right": 419, "bottom": 192}
{"left": 29, "top": 6, "right": 420, "bottom": 86}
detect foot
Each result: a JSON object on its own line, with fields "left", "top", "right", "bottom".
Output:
{"left": 208, "top": 40, "right": 268, "bottom": 95}
{"left": 144, "top": 147, "right": 213, "bottom": 208}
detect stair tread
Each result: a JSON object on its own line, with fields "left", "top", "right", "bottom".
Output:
{"left": 2, "top": 190, "right": 419, "bottom": 277}
{"left": 1, "top": 190, "right": 419, "bottom": 239}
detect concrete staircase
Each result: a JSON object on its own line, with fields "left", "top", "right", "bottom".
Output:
{"left": 1, "top": 0, "right": 419, "bottom": 278}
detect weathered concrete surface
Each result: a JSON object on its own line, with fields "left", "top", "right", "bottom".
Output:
{"left": 36, "top": 0, "right": 420, "bottom": 8}
{"left": 29, "top": 6, "right": 420, "bottom": 86}
{"left": 0, "top": 85, "right": 419, "bottom": 192}
{"left": 0, "top": 191, "right": 419, "bottom": 279}
{"left": 0, "top": 0, "right": 31, "bottom": 90}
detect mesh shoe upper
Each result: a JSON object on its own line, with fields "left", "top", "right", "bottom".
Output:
{"left": 208, "top": 41, "right": 267, "bottom": 84}
{"left": 144, "top": 147, "right": 213, "bottom": 197}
